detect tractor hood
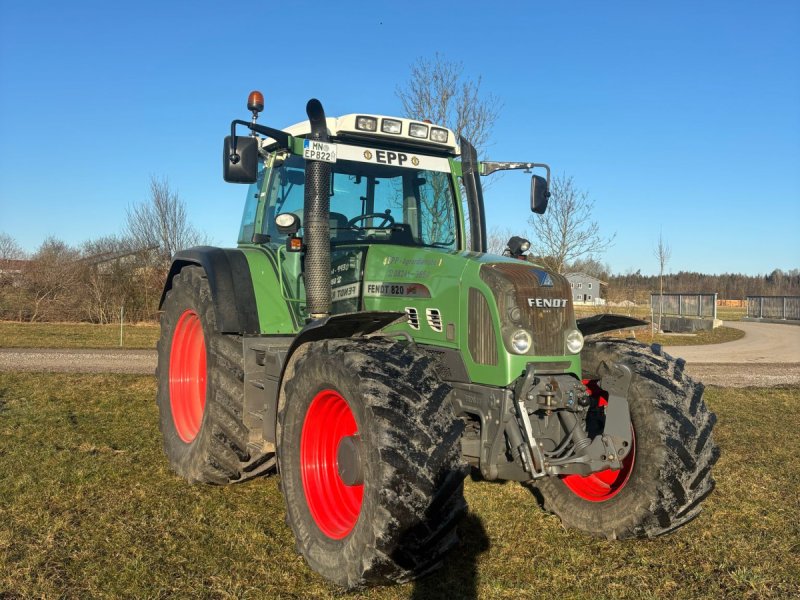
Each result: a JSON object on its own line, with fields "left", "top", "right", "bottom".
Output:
{"left": 355, "top": 245, "right": 581, "bottom": 387}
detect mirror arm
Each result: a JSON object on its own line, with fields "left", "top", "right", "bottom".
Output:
{"left": 228, "top": 119, "right": 291, "bottom": 163}
{"left": 482, "top": 161, "right": 551, "bottom": 186}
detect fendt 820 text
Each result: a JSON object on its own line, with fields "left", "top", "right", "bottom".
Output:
{"left": 155, "top": 92, "right": 719, "bottom": 588}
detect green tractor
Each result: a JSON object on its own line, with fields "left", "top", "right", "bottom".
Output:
{"left": 156, "top": 92, "right": 719, "bottom": 588}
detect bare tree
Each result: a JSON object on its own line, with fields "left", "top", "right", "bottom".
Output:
{"left": 22, "top": 237, "right": 81, "bottom": 321}
{"left": 528, "top": 175, "right": 615, "bottom": 274}
{"left": 396, "top": 54, "right": 502, "bottom": 158}
{"left": 0, "top": 232, "right": 24, "bottom": 262}
{"left": 125, "top": 176, "right": 207, "bottom": 266}
{"left": 0, "top": 233, "right": 26, "bottom": 320}
{"left": 654, "top": 231, "right": 672, "bottom": 332}
{"left": 397, "top": 55, "right": 502, "bottom": 249}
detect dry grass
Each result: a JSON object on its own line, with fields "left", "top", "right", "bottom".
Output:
{"left": 620, "top": 325, "right": 746, "bottom": 347}
{"left": 575, "top": 306, "right": 747, "bottom": 322}
{"left": 1, "top": 373, "right": 798, "bottom": 598}
{"left": 0, "top": 321, "right": 159, "bottom": 349}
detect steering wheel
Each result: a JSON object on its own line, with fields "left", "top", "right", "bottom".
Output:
{"left": 346, "top": 211, "right": 395, "bottom": 229}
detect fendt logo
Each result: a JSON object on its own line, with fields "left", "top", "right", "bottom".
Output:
{"left": 527, "top": 298, "right": 568, "bottom": 308}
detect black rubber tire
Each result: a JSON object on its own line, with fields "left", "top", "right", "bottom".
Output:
{"left": 277, "top": 339, "right": 468, "bottom": 589}
{"left": 533, "top": 339, "right": 719, "bottom": 539}
{"left": 156, "top": 265, "right": 273, "bottom": 484}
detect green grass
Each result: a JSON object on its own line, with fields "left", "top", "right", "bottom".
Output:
{"left": 0, "top": 321, "right": 159, "bottom": 349}
{"left": 1, "top": 374, "right": 797, "bottom": 598}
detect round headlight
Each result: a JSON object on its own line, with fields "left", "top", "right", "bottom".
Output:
{"left": 510, "top": 329, "right": 532, "bottom": 354}
{"left": 566, "top": 329, "right": 584, "bottom": 354}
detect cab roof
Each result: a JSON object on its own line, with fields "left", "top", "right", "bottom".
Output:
{"left": 261, "top": 114, "right": 460, "bottom": 156}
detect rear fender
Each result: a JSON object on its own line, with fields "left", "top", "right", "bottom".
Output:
{"left": 159, "top": 246, "right": 259, "bottom": 334}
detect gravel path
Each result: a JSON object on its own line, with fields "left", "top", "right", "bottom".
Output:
{"left": 0, "top": 348, "right": 157, "bottom": 374}
{"left": 663, "top": 321, "right": 800, "bottom": 364}
{"left": 662, "top": 321, "right": 800, "bottom": 387}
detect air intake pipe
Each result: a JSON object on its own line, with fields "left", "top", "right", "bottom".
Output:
{"left": 304, "top": 99, "right": 332, "bottom": 319}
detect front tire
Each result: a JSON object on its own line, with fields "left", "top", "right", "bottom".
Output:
{"left": 533, "top": 340, "right": 719, "bottom": 539}
{"left": 156, "top": 265, "right": 273, "bottom": 484}
{"left": 278, "top": 339, "right": 468, "bottom": 588}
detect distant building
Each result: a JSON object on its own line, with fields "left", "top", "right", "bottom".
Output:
{"left": 565, "top": 272, "right": 606, "bottom": 305}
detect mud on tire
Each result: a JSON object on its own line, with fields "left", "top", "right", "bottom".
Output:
{"left": 533, "top": 339, "right": 720, "bottom": 539}
{"left": 277, "top": 339, "right": 468, "bottom": 588}
{"left": 156, "top": 265, "right": 273, "bottom": 484}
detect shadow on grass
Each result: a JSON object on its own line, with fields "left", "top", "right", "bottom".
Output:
{"left": 410, "top": 512, "right": 490, "bottom": 600}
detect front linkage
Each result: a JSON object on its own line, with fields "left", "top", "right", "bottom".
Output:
{"left": 451, "top": 364, "right": 633, "bottom": 483}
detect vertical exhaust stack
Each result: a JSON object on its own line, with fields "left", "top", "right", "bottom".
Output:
{"left": 304, "top": 99, "right": 332, "bottom": 320}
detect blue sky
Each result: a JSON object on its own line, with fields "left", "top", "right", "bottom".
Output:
{"left": 1, "top": 0, "right": 798, "bottom": 276}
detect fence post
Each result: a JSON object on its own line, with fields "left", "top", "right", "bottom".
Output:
{"left": 784, "top": 296, "right": 787, "bottom": 320}
{"left": 714, "top": 293, "right": 718, "bottom": 320}
{"left": 759, "top": 297, "right": 763, "bottom": 319}
{"left": 119, "top": 305, "right": 124, "bottom": 347}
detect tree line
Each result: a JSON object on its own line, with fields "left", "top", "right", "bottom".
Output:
{"left": 0, "top": 177, "right": 206, "bottom": 323}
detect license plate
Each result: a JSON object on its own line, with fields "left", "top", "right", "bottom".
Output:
{"left": 303, "top": 139, "right": 337, "bottom": 163}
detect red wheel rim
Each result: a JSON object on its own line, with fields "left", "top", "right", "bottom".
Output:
{"left": 300, "top": 389, "right": 363, "bottom": 539}
{"left": 561, "top": 380, "right": 636, "bottom": 502}
{"left": 169, "top": 309, "right": 207, "bottom": 443}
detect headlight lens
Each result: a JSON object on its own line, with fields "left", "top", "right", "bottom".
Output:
{"left": 565, "top": 329, "right": 584, "bottom": 354}
{"left": 430, "top": 127, "right": 449, "bottom": 143}
{"left": 510, "top": 329, "right": 532, "bottom": 354}
{"left": 408, "top": 123, "right": 429, "bottom": 138}
{"left": 355, "top": 116, "right": 378, "bottom": 132}
{"left": 381, "top": 118, "right": 402, "bottom": 134}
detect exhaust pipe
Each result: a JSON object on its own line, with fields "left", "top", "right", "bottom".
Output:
{"left": 304, "top": 99, "right": 331, "bottom": 320}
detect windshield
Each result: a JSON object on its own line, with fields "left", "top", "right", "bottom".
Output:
{"left": 261, "top": 154, "right": 458, "bottom": 249}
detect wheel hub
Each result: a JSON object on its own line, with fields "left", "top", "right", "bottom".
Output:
{"left": 336, "top": 435, "right": 364, "bottom": 486}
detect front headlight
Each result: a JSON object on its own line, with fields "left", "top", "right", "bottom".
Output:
{"left": 510, "top": 329, "right": 532, "bottom": 354}
{"left": 565, "top": 329, "right": 584, "bottom": 354}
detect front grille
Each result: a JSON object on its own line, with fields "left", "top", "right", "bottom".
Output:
{"left": 479, "top": 263, "right": 575, "bottom": 356}
{"left": 468, "top": 287, "right": 498, "bottom": 365}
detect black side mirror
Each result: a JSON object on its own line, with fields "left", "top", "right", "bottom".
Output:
{"left": 531, "top": 174, "right": 550, "bottom": 214}
{"left": 223, "top": 136, "right": 258, "bottom": 183}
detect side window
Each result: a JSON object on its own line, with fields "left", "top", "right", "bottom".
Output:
{"left": 238, "top": 163, "right": 267, "bottom": 244}
{"left": 418, "top": 171, "right": 456, "bottom": 248}
{"left": 264, "top": 158, "right": 306, "bottom": 241}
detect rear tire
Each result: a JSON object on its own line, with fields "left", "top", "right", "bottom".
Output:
{"left": 533, "top": 339, "right": 719, "bottom": 539}
{"left": 278, "top": 339, "right": 468, "bottom": 588}
{"left": 156, "top": 265, "right": 274, "bottom": 484}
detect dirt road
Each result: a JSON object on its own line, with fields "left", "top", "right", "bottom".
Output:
{"left": 663, "top": 321, "right": 799, "bottom": 386}
{"left": 663, "top": 321, "right": 800, "bottom": 363}
{"left": 0, "top": 348, "right": 156, "bottom": 374}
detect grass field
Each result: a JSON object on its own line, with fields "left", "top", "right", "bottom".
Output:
{"left": 1, "top": 373, "right": 797, "bottom": 599}
{"left": 0, "top": 321, "right": 159, "bottom": 349}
